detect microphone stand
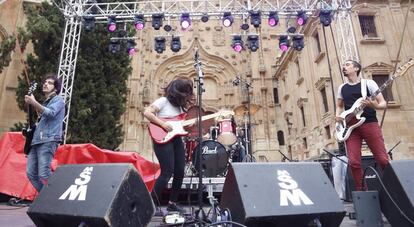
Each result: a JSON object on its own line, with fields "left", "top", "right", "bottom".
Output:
{"left": 278, "top": 150, "right": 293, "bottom": 162}
{"left": 193, "top": 49, "right": 207, "bottom": 224}
{"left": 387, "top": 140, "right": 401, "bottom": 160}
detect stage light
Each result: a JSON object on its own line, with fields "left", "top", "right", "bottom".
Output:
{"left": 320, "top": 10, "right": 333, "bottom": 26}
{"left": 170, "top": 36, "right": 181, "bottom": 52}
{"left": 231, "top": 35, "right": 243, "bottom": 53}
{"left": 247, "top": 35, "right": 259, "bottom": 52}
{"left": 279, "top": 36, "right": 289, "bottom": 52}
{"left": 134, "top": 14, "right": 145, "bottom": 30}
{"left": 163, "top": 24, "right": 172, "bottom": 32}
{"left": 249, "top": 11, "right": 261, "bottom": 28}
{"left": 180, "top": 13, "right": 191, "bottom": 30}
{"left": 108, "top": 39, "right": 120, "bottom": 54}
{"left": 296, "top": 11, "right": 308, "bottom": 26}
{"left": 292, "top": 35, "right": 304, "bottom": 51}
{"left": 83, "top": 16, "right": 95, "bottom": 32}
{"left": 154, "top": 37, "right": 166, "bottom": 54}
{"left": 268, "top": 11, "right": 279, "bottom": 27}
{"left": 222, "top": 12, "right": 234, "bottom": 27}
{"left": 241, "top": 23, "right": 249, "bottom": 31}
{"left": 201, "top": 13, "right": 209, "bottom": 23}
{"left": 107, "top": 16, "right": 117, "bottom": 32}
{"left": 152, "top": 13, "right": 164, "bottom": 30}
{"left": 126, "top": 39, "right": 136, "bottom": 56}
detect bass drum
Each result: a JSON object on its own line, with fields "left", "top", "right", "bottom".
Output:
{"left": 192, "top": 140, "right": 228, "bottom": 177}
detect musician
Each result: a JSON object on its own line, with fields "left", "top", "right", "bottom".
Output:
{"left": 143, "top": 77, "right": 194, "bottom": 213}
{"left": 24, "top": 74, "right": 65, "bottom": 192}
{"left": 335, "top": 60, "right": 389, "bottom": 191}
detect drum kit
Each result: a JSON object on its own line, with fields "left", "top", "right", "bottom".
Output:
{"left": 183, "top": 104, "right": 260, "bottom": 177}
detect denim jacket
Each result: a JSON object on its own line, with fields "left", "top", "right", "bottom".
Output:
{"left": 31, "top": 94, "right": 65, "bottom": 145}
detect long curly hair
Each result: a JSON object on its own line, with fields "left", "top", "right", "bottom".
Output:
{"left": 164, "top": 77, "right": 194, "bottom": 109}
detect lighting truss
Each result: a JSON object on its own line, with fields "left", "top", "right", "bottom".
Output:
{"left": 56, "top": 0, "right": 359, "bottom": 143}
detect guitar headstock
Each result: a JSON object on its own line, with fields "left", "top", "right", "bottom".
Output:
{"left": 28, "top": 82, "right": 38, "bottom": 96}
{"left": 393, "top": 58, "right": 414, "bottom": 79}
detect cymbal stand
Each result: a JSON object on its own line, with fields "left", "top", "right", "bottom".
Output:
{"left": 233, "top": 76, "right": 254, "bottom": 161}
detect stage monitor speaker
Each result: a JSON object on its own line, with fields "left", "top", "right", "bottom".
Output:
{"left": 352, "top": 191, "right": 383, "bottom": 227}
{"left": 220, "top": 162, "right": 346, "bottom": 227}
{"left": 378, "top": 160, "right": 414, "bottom": 227}
{"left": 27, "top": 163, "right": 155, "bottom": 227}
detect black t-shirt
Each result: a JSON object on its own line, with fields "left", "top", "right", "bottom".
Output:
{"left": 340, "top": 83, "right": 378, "bottom": 123}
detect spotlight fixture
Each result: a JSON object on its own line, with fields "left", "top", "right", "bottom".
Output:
{"left": 83, "top": 16, "right": 95, "bottom": 32}
{"left": 180, "top": 13, "right": 191, "bottom": 30}
{"left": 241, "top": 23, "right": 250, "bottom": 31}
{"left": 170, "top": 36, "right": 181, "bottom": 52}
{"left": 163, "top": 24, "right": 172, "bottom": 32}
{"left": 231, "top": 35, "right": 243, "bottom": 53}
{"left": 222, "top": 12, "right": 234, "bottom": 27}
{"left": 134, "top": 14, "right": 145, "bottom": 30}
{"left": 154, "top": 37, "right": 166, "bottom": 54}
{"left": 279, "top": 36, "right": 289, "bottom": 52}
{"left": 107, "top": 16, "right": 117, "bottom": 32}
{"left": 292, "top": 35, "right": 304, "bottom": 51}
{"left": 247, "top": 35, "right": 259, "bottom": 52}
{"left": 320, "top": 10, "right": 333, "bottom": 26}
{"left": 152, "top": 13, "right": 164, "bottom": 30}
{"left": 268, "top": 11, "right": 279, "bottom": 27}
{"left": 201, "top": 13, "right": 209, "bottom": 23}
{"left": 249, "top": 11, "right": 262, "bottom": 28}
{"left": 108, "top": 39, "right": 120, "bottom": 54}
{"left": 126, "top": 39, "right": 136, "bottom": 56}
{"left": 296, "top": 11, "right": 308, "bottom": 26}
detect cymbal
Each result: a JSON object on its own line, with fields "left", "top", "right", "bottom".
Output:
{"left": 233, "top": 104, "right": 261, "bottom": 116}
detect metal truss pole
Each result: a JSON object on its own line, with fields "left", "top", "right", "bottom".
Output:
{"left": 58, "top": 0, "right": 83, "bottom": 144}
{"left": 333, "top": 0, "right": 359, "bottom": 63}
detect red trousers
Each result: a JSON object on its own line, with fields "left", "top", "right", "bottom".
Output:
{"left": 346, "top": 122, "right": 389, "bottom": 190}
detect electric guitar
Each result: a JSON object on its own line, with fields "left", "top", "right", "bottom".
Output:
{"left": 335, "top": 58, "right": 414, "bottom": 142}
{"left": 148, "top": 110, "right": 234, "bottom": 144}
{"left": 22, "top": 82, "right": 38, "bottom": 155}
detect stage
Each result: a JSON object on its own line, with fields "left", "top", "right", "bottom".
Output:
{"left": 0, "top": 200, "right": 391, "bottom": 227}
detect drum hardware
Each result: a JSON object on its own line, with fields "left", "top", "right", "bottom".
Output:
{"left": 191, "top": 140, "right": 229, "bottom": 177}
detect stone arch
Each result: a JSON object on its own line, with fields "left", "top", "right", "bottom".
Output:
{"left": 152, "top": 38, "right": 238, "bottom": 109}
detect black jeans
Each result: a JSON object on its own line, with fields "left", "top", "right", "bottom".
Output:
{"left": 152, "top": 136, "right": 185, "bottom": 203}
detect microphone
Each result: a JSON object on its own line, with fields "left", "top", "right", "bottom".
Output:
{"left": 232, "top": 76, "right": 240, "bottom": 86}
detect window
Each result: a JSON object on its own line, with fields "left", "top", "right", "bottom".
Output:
{"left": 273, "top": 87, "right": 280, "bottom": 104}
{"left": 296, "top": 60, "right": 302, "bottom": 78}
{"left": 359, "top": 15, "right": 378, "bottom": 38}
{"left": 321, "top": 87, "right": 329, "bottom": 113}
{"left": 325, "top": 125, "right": 331, "bottom": 140}
{"left": 372, "top": 74, "right": 394, "bottom": 101}
{"left": 303, "top": 137, "right": 308, "bottom": 149}
{"left": 277, "top": 130, "right": 285, "bottom": 146}
{"left": 313, "top": 32, "right": 321, "bottom": 53}
{"left": 300, "top": 106, "right": 306, "bottom": 127}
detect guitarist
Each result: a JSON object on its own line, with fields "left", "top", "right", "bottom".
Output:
{"left": 143, "top": 77, "right": 194, "bottom": 213}
{"left": 335, "top": 60, "right": 389, "bottom": 191}
{"left": 24, "top": 74, "right": 65, "bottom": 192}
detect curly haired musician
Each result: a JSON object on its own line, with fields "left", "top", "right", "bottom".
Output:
{"left": 24, "top": 74, "right": 65, "bottom": 192}
{"left": 143, "top": 77, "right": 194, "bottom": 213}
{"left": 335, "top": 60, "right": 389, "bottom": 191}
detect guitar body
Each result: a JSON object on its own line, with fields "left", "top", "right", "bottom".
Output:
{"left": 335, "top": 97, "right": 366, "bottom": 142}
{"left": 23, "top": 125, "right": 36, "bottom": 155}
{"left": 148, "top": 113, "right": 188, "bottom": 144}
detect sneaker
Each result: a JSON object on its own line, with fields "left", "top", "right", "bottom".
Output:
{"left": 166, "top": 202, "right": 185, "bottom": 213}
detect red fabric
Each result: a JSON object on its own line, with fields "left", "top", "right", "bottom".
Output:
{"left": 0, "top": 132, "right": 160, "bottom": 201}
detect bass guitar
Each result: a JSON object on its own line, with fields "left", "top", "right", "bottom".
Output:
{"left": 335, "top": 58, "right": 413, "bottom": 142}
{"left": 148, "top": 109, "right": 234, "bottom": 144}
{"left": 22, "top": 82, "right": 38, "bottom": 155}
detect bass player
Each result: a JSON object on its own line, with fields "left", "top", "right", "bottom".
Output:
{"left": 335, "top": 60, "right": 389, "bottom": 191}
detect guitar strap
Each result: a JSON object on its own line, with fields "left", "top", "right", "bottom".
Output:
{"left": 360, "top": 78, "right": 367, "bottom": 98}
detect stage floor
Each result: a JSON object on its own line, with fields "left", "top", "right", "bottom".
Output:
{"left": 0, "top": 202, "right": 391, "bottom": 227}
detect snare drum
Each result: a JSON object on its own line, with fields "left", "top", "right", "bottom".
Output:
{"left": 217, "top": 119, "right": 237, "bottom": 146}
{"left": 192, "top": 140, "right": 228, "bottom": 177}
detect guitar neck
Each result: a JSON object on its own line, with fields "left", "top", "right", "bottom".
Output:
{"left": 370, "top": 77, "right": 394, "bottom": 100}
{"left": 182, "top": 112, "right": 227, "bottom": 126}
